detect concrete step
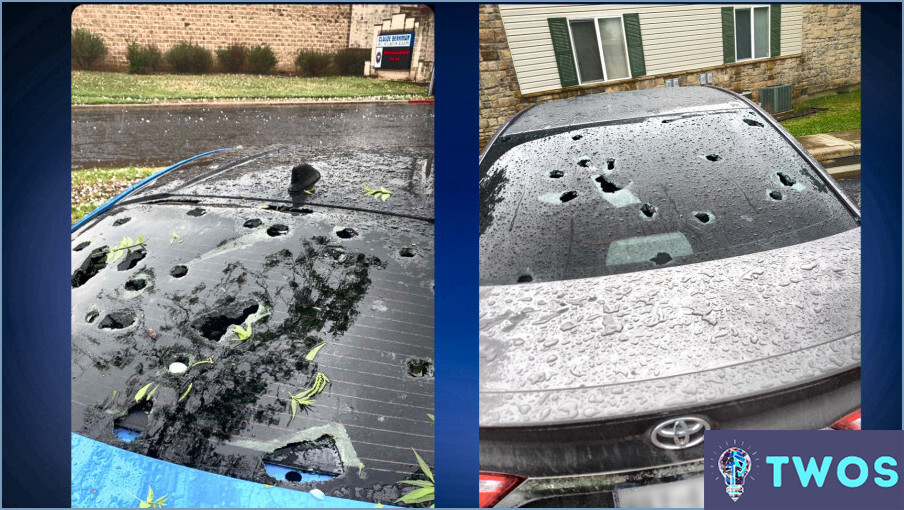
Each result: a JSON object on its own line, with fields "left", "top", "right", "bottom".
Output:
{"left": 826, "top": 163, "right": 861, "bottom": 180}
{"left": 795, "top": 130, "right": 861, "bottom": 162}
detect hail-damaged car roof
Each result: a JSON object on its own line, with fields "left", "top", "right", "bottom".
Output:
{"left": 71, "top": 145, "right": 434, "bottom": 506}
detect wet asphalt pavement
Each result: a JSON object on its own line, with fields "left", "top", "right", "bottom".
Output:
{"left": 836, "top": 177, "right": 861, "bottom": 209}
{"left": 71, "top": 103, "right": 435, "bottom": 168}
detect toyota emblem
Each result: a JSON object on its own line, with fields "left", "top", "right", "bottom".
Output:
{"left": 650, "top": 416, "right": 711, "bottom": 450}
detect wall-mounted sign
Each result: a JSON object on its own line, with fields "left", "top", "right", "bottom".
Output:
{"left": 374, "top": 32, "right": 414, "bottom": 70}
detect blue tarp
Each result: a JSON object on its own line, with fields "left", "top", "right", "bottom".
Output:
{"left": 71, "top": 433, "right": 388, "bottom": 508}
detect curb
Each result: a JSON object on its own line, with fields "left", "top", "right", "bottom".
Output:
{"left": 806, "top": 143, "right": 861, "bottom": 161}
{"left": 795, "top": 131, "right": 861, "bottom": 163}
{"left": 71, "top": 98, "right": 434, "bottom": 109}
{"left": 826, "top": 164, "right": 861, "bottom": 180}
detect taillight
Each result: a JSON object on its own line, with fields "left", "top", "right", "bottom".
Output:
{"left": 830, "top": 409, "right": 861, "bottom": 430}
{"left": 479, "top": 472, "right": 524, "bottom": 508}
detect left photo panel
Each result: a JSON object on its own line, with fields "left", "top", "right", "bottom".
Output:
{"left": 70, "top": 4, "right": 434, "bottom": 508}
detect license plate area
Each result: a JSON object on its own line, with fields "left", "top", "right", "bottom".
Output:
{"left": 614, "top": 477, "right": 704, "bottom": 508}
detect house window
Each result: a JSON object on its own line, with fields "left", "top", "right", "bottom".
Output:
{"left": 568, "top": 17, "right": 631, "bottom": 84}
{"left": 735, "top": 6, "right": 770, "bottom": 61}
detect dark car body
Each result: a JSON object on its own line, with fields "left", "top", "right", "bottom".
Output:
{"left": 478, "top": 87, "right": 860, "bottom": 507}
{"left": 71, "top": 145, "right": 434, "bottom": 506}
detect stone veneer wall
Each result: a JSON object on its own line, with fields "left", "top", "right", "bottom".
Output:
{"left": 349, "top": 4, "right": 431, "bottom": 55}
{"left": 72, "top": 4, "right": 352, "bottom": 73}
{"left": 479, "top": 4, "right": 861, "bottom": 147}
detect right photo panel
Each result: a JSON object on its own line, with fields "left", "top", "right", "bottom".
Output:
{"left": 478, "top": 4, "right": 861, "bottom": 508}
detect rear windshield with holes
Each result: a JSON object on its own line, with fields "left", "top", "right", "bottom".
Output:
{"left": 479, "top": 110, "right": 859, "bottom": 285}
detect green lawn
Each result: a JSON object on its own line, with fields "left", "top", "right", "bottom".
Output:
{"left": 72, "top": 166, "right": 159, "bottom": 224}
{"left": 72, "top": 71, "right": 431, "bottom": 105}
{"left": 780, "top": 89, "right": 860, "bottom": 137}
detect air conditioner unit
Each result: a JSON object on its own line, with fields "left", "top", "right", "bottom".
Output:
{"left": 758, "top": 84, "right": 793, "bottom": 114}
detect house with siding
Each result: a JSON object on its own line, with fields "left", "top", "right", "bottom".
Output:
{"left": 479, "top": 4, "right": 860, "bottom": 146}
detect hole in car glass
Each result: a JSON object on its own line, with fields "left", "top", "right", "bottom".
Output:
{"left": 641, "top": 203, "right": 657, "bottom": 218}
{"left": 517, "top": 274, "right": 533, "bottom": 283}
{"left": 170, "top": 265, "right": 188, "bottom": 278}
{"left": 595, "top": 175, "right": 622, "bottom": 193}
{"left": 267, "top": 224, "right": 289, "bottom": 237}
{"left": 560, "top": 191, "right": 578, "bottom": 203}
{"left": 114, "top": 401, "right": 152, "bottom": 443}
{"left": 98, "top": 310, "right": 136, "bottom": 330}
{"left": 73, "top": 241, "right": 91, "bottom": 252}
{"left": 113, "top": 217, "right": 132, "bottom": 226}
{"left": 777, "top": 172, "right": 796, "bottom": 187}
{"left": 743, "top": 118, "right": 764, "bottom": 127}
{"left": 770, "top": 190, "right": 784, "bottom": 200}
{"left": 117, "top": 248, "right": 146, "bottom": 271}
{"left": 263, "top": 436, "right": 344, "bottom": 478}
{"left": 694, "top": 212, "right": 712, "bottom": 224}
{"left": 85, "top": 309, "right": 99, "bottom": 323}
{"left": 606, "top": 158, "right": 616, "bottom": 170}
{"left": 399, "top": 246, "right": 416, "bottom": 257}
{"left": 244, "top": 218, "right": 262, "bottom": 228}
{"left": 335, "top": 227, "right": 358, "bottom": 239}
{"left": 187, "top": 208, "right": 206, "bottom": 217}
{"left": 572, "top": 134, "right": 583, "bottom": 140}
{"left": 124, "top": 277, "right": 148, "bottom": 291}
{"left": 705, "top": 154, "right": 722, "bottom": 162}
{"left": 407, "top": 358, "right": 434, "bottom": 377}
{"left": 72, "top": 246, "right": 109, "bottom": 288}
{"left": 549, "top": 170, "right": 565, "bottom": 179}
{"left": 191, "top": 301, "right": 260, "bottom": 341}
{"left": 650, "top": 252, "right": 672, "bottom": 265}
{"left": 577, "top": 157, "right": 591, "bottom": 168}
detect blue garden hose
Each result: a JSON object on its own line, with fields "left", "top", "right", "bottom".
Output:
{"left": 71, "top": 148, "right": 232, "bottom": 233}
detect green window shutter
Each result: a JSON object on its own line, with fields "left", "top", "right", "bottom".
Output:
{"left": 622, "top": 13, "right": 647, "bottom": 77}
{"left": 548, "top": 18, "right": 579, "bottom": 88}
{"left": 721, "top": 7, "right": 735, "bottom": 64}
{"left": 770, "top": 4, "right": 781, "bottom": 57}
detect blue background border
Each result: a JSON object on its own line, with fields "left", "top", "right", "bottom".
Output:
{"left": 0, "top": 2, "right": 899, "bottom": 508}
{"left": 3, "top": 3, "right": 73, "bottom": 507}
{"left": 861, "top": 2, "right": 902, "bottom": 431}
{"left": 434, "top": 3, "right": 479, "bottom": 508}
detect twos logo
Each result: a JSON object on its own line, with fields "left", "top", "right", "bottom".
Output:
{"left": 709, "top": 440, "right": 761, "bottom": 503}
{"left": 704, "top": 431, "right": 903, "bottom": 509}
{"left": 719, "top": 447, "right": 752, "bottom": 501}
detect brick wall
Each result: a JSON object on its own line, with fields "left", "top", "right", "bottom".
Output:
{"left": 798, "top": 4, "right": 861, "bottom": 97}
{"left": 71, "top": 4, "right": 352, "bottom": 73}
{"left": 479, "top": 4, "right": 861, "bottom": 147}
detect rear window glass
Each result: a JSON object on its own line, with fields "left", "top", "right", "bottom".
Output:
{"left": 479, "top": 110, "right": 859, "bottom": 285}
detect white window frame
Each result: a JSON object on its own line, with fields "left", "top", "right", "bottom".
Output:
{"left": 734, "top": 5, "right": 771, "bottom": 62}
{"left": 566, "top": 16, "right": 633, "bottom": 85}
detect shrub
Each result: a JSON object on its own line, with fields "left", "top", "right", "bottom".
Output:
{"left": 165, "top": 41, "right": 213, "bottom": 73}
{"left": 247, "top": 44, "right": 278, "bottom": 74}
{"left": 334, "top": 48, "right": 371, "bottom": 76}
{"left": 126, "top": 41, "right": 161, "bottom": 74}
{"left": 295, "top": 50, "right": 334, "bottom": 77}
{"left": 71, "top": 29, "right": 107, "bottom": 69}
{"left": 216, "top": 42, "right": 248, "bottom": 73}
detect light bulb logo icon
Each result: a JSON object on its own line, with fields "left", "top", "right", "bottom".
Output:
{"left": 718, "top": 447, "right": 751, "bottom": 502}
